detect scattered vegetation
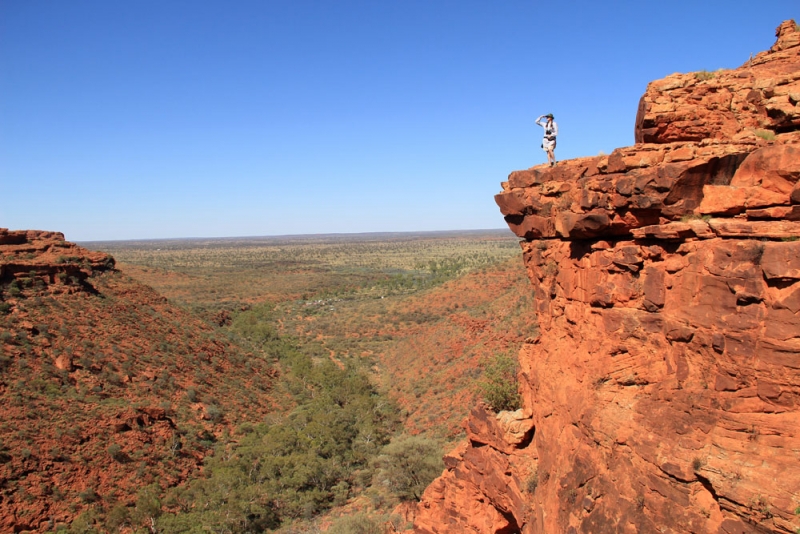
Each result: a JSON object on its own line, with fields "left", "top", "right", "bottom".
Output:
{"left": 105, "top": 232, "right": 535, "bottom": 440}
{"left": 87, "top": 231, "right": 521, "bottom": 312}
{"left": 694, "top": 68, "right": 725, "bottom": 81}
{"left": 751, "top": 495, "right": 773, "bottom": 519}
{"left": 155, "top": 332, "right": 401, "bottom": 530}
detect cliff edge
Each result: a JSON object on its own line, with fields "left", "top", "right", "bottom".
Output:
{"left": 414, "top": 20, "right": 800, "bottom": 534}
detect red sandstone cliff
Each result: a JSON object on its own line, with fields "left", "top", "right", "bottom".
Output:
{"left": 414, "top": 20, "right": 800, "bottom": 534}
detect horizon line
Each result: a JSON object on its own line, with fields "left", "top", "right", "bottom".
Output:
{"left": 76, "top": 227, "right": 515, "bottom": 245}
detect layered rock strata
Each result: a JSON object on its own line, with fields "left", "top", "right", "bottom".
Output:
{"left": 415, "top": 21, "right": 800, "bottom": 534}
{"left": 0, "top": 229, "right": 115, "bottom": 293}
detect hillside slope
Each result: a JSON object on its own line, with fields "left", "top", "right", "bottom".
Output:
{"left": 0, "top": 229, "right": 278, "bottom": 532}
{"left": 416, "top": 20, "right": 800, "bottom": 534}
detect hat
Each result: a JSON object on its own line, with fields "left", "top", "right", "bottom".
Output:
{"left": 545, "top": 113, "right": 554, "bottom": 119}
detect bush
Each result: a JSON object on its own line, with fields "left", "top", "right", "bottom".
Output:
{"left": 753, "top": 129, "right": 776, "bottom": 141}
{"left": 133, "top": 484, "right": 162, "bottom": 526}
{"left": 68, "top": 508, "right": 100, "bottom": 534}
{"left": 7, "top": 280, "right": 22, "bottom": 297}
{"left": 108, "top": 443, "right": 125, "bottom": 462}
{"left": 479, "top": 353, "right": 522, "bottom": 412}
{"left": 105, "top": 504, "right": 131, "bottom": 531}
{"left": 78, "top": 488, "right": 99, "bottom": 503}
{"left": 372, "top": 434, "right": 443, "bottom": 501}
{"left": 205, "top": 404, "right": 223, "bottom": 422}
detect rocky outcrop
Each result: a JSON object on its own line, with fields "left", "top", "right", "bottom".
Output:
{"left": 635, "top": 19, "right": 800, "bottom": 143}
{"left": 416, "top": 21, "right": 800, "bottom": 534}
{"left": 0, "top": 229, "right": 115, "bottom": 295}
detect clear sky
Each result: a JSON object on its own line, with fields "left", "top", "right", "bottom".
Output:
{"left": 1, "top": 1, "right": 797, "bottom": 241}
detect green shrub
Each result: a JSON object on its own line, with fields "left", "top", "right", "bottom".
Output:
{"left": 205, "top": 404, "right": 223, "bottom": 422}
{"left": 78, "top": 488, "right": 98, "bottom": 503}
{"left": 108, "top": 443, "right": 125, "bottom": 462}
{"left": 372, "top": 434, "right": 443, "bottom": 501}
{"left": 680, "top": 213, "right": 711, "bottom": 223}
{"left": 68, "top": 508, "right": 100, "bottom": 534}
{"left": 694, "top": 70, "right": 715, "bottom": 81}
{"left": 753, "top": 129, "right": 776, "bottom": 141}
{"left": 479, "top": 353, "right": 522, "bottom": 412}
{"left": 7, "top": 282, "right": 21, "bottom": 297}
{"left": 104, "top": 504, "right": 131, "bottom": 531}
{"left": 133, "top": 484, "right": 162, "bottom": 525}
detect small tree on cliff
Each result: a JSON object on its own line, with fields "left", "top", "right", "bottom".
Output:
{"left": 479, "top": 353, "right": 521, "bottom": 412}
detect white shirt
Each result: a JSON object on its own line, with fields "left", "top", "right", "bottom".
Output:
{"left": 536, "top": 117, "right": 558, "bottom": 139}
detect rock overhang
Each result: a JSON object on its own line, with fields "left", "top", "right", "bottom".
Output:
{"left": 498, "top": 20, "right": 800, "bottom": 245}
{"left": 496, "top": 141, "right": 800, "bottom": 242}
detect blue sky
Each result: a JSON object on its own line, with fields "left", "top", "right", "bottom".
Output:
{"left": 1, "top": 1, "right": 797, "bottom": 240}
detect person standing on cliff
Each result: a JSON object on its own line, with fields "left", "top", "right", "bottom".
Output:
{"left": 536, "top": 113, "right": 558, "bottom": 167}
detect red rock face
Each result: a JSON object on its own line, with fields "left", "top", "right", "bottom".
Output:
{"left": 0, "top": 229, "right": 115, "bottom": 291}
{"left": 415, "top": 21, "right": 800, "bottom": 534}
{"left": 635, "top": 20, "right": 800, "bottom": 144}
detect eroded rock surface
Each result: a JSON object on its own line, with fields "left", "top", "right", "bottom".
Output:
{"left": 0, "top": 228, "right": 115, "bottom": 292}
{"left": 415, "top": 20, "right": 800, "bottom": 534}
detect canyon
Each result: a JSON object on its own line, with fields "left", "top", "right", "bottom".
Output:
{"left": 414, "top": 20, "right": 800, "bottom": 534}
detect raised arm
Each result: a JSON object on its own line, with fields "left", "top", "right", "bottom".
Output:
{"left": 535, "top": 115, "right": 545, "bottom": 127}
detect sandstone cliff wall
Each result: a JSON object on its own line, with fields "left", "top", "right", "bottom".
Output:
{"left": 414, "top": 21, "right": 800, "bottom": 534}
